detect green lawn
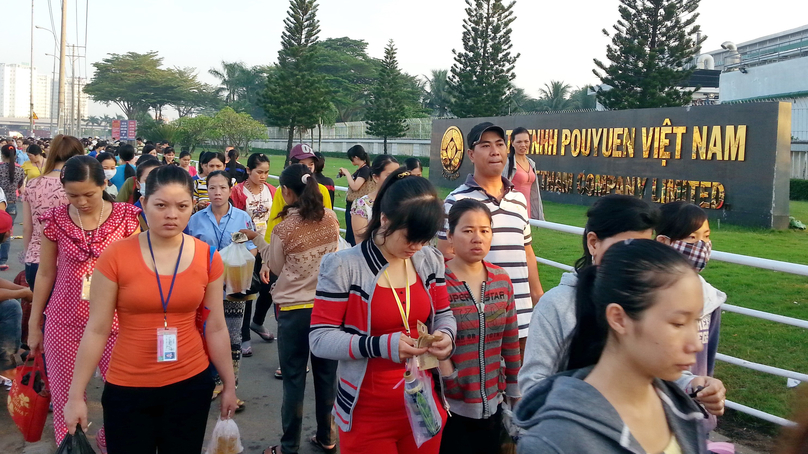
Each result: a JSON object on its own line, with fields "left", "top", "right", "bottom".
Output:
{"left": 204, "top": 147, "right": 807, "bottom": 422}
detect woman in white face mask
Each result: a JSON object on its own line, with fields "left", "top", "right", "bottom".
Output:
{"left": 656, "top": 201, "right": 726, "bottom": 433}
{"left": 97, "top": 152, "right": 119, "bottom": 198}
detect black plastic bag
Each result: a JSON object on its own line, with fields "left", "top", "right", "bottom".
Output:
{"left": 55, "top": 425, "right": 94, "bottom": 454}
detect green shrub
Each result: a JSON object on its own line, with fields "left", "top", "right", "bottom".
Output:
{"left": 791, "top": 179, "right": 808, "bottom": 201}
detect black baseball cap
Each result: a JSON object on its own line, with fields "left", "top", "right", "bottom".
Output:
{"left": 466, "top": 122, "right": 506, "bottom": 149}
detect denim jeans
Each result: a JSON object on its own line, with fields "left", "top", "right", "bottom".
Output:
{"left": 0, "top": 298, "right": 22, "bottom": 370}
{"left": 277, "top": 308, "right": 338, "bottom": 454}
{"left": 25, "top": 263, "right": 39, "bottom": 291}
{"left": 0, "top": 203, "right": 17, "bottom": 265}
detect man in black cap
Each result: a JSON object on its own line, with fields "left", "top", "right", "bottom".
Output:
{"left": 438, "top": 122, "right": 543, "bottom": 352}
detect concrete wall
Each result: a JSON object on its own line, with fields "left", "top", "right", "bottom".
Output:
{"left": 251, "top": 138, "right": 432, "bottom": 157}
{"left": 719, "top": 57, "right": 808, "bottom": 101}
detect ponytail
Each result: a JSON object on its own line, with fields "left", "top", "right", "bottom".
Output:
{"left": 278, "top": 164, "right": 324, "bottom": 222}
{"left": 565, "top": 265, "right": 605, "bottom": 370}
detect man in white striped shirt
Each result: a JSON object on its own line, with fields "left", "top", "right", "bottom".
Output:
{"left": 438, "top": 122, "right": 544, "bottom": 351}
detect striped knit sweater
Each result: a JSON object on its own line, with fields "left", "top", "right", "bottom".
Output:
{"left": 309, "top": 240, "right": 457, "bottom": 431}
{"left": 443, "top": 262, "right": 521, "bottom": 419}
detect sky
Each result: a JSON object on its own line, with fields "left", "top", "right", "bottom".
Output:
{"left": 4, "top": 0, "right": 808, "bottom": 118}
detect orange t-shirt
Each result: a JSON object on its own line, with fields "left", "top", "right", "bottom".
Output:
{"left": 95, "top": 234, "right": 224, "bottom": 387}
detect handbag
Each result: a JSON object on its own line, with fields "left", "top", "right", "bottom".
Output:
{"left": 7, "top": 353, "right": 50, "bottom": 442}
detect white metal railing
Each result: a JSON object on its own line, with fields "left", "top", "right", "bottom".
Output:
{"left": 259, "top": 169, "right": 805, "bottom": 426}
{"left": 530, "top": 219, "right": 804, "bottom": 427}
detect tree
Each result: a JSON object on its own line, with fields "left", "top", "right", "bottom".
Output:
{"left": 425, "top": 69, "right": 453, "bottom": 117}
{"left": 449, "top": 0, "right": 520, "bottom": 118}
{"left": 209, "top": 61, "right": 248, "bottom": 104}
{"left": 568, "top": 86, "right": 597, "bottom": 110}
{"left": 260, "top": 0, "right": 331, "bottom": 163}
{"left": 593, "top": 0, "right": 704, "bottom": 109}
{"left": 538, "top": 81, "right": 574, "bottom": 111}
{"left": 209, "top": 107, "right": 268, "bottom": 151}
{"left": 169, "top": 67, "right": 220, "bottom": 118}
{"left": 366, "top": 40, "right": 409, "bottom": 154}
{"left": 316, "top": 37, "right": 378, "bottom": 122}
{"left": 85, "top": 52, "right": 171, "bottom": 119}
{"left": 174, "top": 115, "right": 215, "bottom": 152}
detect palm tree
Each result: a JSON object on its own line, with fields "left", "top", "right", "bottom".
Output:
{"left": 539, "top": 80, "right": 574, "bottom": 111}
{"left": 209, "top": 61, "right": 249, "bottom": 104}
{"left": 425, "top": 69, "right": 452, "bottom": 117}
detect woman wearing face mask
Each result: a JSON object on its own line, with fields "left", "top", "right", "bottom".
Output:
{"left": 439, "top": 199, "right": 520, "bottom": 454}
{"left": 27, "top": 156, "right": 141, "bottom": 451}
{"left": 310, "top": 168, "right": 456, "bottom": 454}
{"left": 350, "top": 154, "right": 399, "bottom": 241}
{"left": 187, "top": 170, "right": 256, "bottom": 411}
{"left": 97, "top": 152, "right": 120, "bottom": 198}
{"left": 518, "top": 195, "right": 726, "bottom": 422}
{"left": 502, "top": 127, "right": 544, "bottom": 221}
{"left": 514, "top": 240, "right": 709, "bottom": 454}
{"left": 656, "top": 202, "right": 724, "bottom": 384}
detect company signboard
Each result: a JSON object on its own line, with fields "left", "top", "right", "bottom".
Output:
{"left": 430, "top": 103, "right": 792, "bottom": 229}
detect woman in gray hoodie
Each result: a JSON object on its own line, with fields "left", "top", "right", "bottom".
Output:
{"left": 518, "top": 195, "right": 726, "bottom": 419}
{"left": 514, "top": 240, "right": 710, "bottom": 453}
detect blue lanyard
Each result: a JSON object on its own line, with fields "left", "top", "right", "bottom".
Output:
{"left": 207, "top": 208, "right": 232, "bottom": 250}
{"left": 147, "top": 231, "right": 185, "bottom": 328}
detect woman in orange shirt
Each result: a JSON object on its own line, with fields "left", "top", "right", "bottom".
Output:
{"left": 64, "top": 165, "right": 239, "bottom": 454}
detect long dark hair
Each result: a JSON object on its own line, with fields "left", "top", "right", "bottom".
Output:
{"left": 277, "top": 164, "right": 324, "bottom": 222}
{"left": 346, "top": 144, "right": 370, "bottom": 167}
{"left": 60, "top": 155, "right": 116, "bottom": 202}
{"left": 566, "top": 239, "right": 695, "bottom": 370}
{"left": 574, "top": 195, "right": 660, "bottom": 272}
{"left": 144, "top": 164, "right": 193, "bottom": 199}
{"left": 226, "top": 148, "right": 240, "bottom": 173}
{"left": 364, "top": 167, "right": 444, "bottom": 243}
{"left": 657, "top": 201, "right": 708, "bottom": 241}
{"left": 507, "top": 127, "right": 531, "bottom": 176}
{"left": 370, "top": 154, "right": 398, "bottom": 179}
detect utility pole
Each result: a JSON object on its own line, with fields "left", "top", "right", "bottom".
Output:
{"left": 70, "top": 45, "right": 76, "bottom": 137}
{"left": 29, "top": 0, "right": 35, "bottom": 137}
{"left": 57, "top": 0, "right": 67, "bottom": 135}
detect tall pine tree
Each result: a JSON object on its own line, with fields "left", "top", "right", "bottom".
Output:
{"left": 449, "top": 0, "right": 519, "bottom": 118}
{"left": 366, "top": 40, "right": 408, "bottom": 154}
{"left": 593, "top": 0, "right": 704, "bottom": 109}
{"left": 260, "top": 0, "right": 331, "bottom": 163}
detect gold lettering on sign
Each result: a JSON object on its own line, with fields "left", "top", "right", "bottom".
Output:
{"left": 672, "top": 126, "right": 686, "bottom": 159}
{"left": 692, "top": 126, "right": 707, "bottom": 160}
{"left": 560, "top": 129, "right": 571, "bottom": 156}
{"left": 642, "top": 128, "right": 654, "bottom": 158}
{"left": 570, "top": 130, "right": 581, "bottom": 157}
{"left": 707, "top": 126, "right": 723, "bottom": 160}
{"left": 724, "top": 125, "right": 746, "bottom": 161}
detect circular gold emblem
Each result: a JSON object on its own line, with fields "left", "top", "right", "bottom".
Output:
{"left": 440, "top": 126, "right": 464, "bottom": 180}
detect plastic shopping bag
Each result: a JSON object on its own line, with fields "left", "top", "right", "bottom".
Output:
{"left": 220, "top": 232, "right": 255, "bottom": 295}
{"left": 7, "top": 353, "right": 50, "bottom": 442}
{"left": 54, "top": 425, "right": 94, "bottom": 454}
{"left": 205, "top": 417, "right": 244, "bottom": 454}
{"left": 402, "top": 361, "right": 442, "bottom": 448}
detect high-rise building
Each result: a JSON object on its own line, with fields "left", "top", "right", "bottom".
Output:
{"left": 0, "top": 63, "right": 54, "bottom": 119}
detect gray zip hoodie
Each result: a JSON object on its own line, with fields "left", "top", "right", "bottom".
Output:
{"left": 513, "top": 367, "right": 708, "bottom": 454}
{"left": 519, "top": 272, "right": 696, "bottom": 396}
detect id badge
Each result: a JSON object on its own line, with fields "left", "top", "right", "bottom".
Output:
{"left": 81, "top": 275, "right": 92, "bottom": 301}
{"left": 255, "top": 220, "right": 267, "bottom": 232}
{"left": 156, "top": 328, "right": 178, "bottom": 362}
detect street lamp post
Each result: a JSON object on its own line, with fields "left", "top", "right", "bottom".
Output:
{"left": 36, "top": 26, "right": 58, "bottom": 136}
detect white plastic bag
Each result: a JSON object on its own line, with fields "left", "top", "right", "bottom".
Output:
{"left": 220, "top": 235, "right": 255, "bottom": 295}
{"left": 205, "top": 417, "right": 244, "bottom": 454}
{"left": 337, "top": 235, "right": 351, "bottom": 251}
{"left": 402, "top": 361, "right": 442, "bottom": 447}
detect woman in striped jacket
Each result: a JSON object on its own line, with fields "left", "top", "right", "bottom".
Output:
{"left": 310, "top": 168, "right": 457, "bottom": 454}
{"left": 438, "top": 199, "right": 521, "bottom": 454}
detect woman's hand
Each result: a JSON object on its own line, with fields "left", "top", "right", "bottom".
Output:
{"left": 339, "top": 167, "right": 350, "bottom": 178}
{"left": 219, "top": 387, "right": 239, "bottom": 419}
{"left": 398, "top": 335, "right": 427, "bottom": 361}
{"left": 27, "top": 327, "right": 43, "bottom": 354}
{"left": 427, "top": 331, "right": 453, "bottom": 361}
{"left": 239, "top": 229, "right": 259, "bottom": 241}
{"left": 260, "top": 267, "right": 271, "bottom": 284}
{"left": 197, "top": 200, "right": 210, "bottom": 210}
{"left": 689, "top": 376, "right": 726, "bottom": 416}
{"left": 63, "top": 397, "right": 88, "bottom": 435}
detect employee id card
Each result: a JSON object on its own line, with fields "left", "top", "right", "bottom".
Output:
{"left": 156, "top": 327, "right": 178, "bottom": 362}
{"left": 81, "top": 275, "right": 92, "bottom": 301}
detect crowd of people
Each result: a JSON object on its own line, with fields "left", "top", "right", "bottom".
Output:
{"left": 0, "top": 125, "right": 806, "bottom": 454}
